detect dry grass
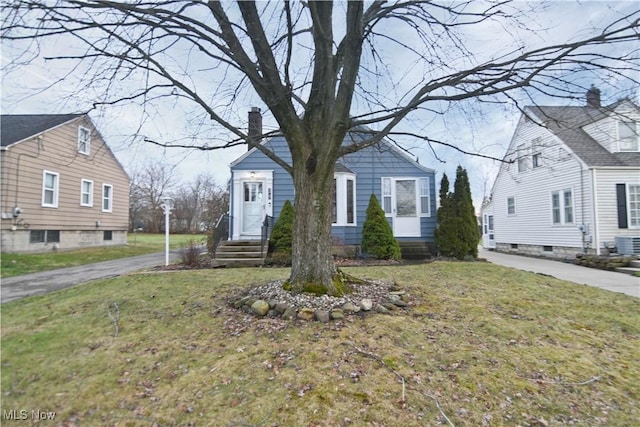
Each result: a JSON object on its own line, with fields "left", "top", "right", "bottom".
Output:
{"left": 1, "top": 233, "right": 205, "bottom": 278}
{"left": 1, "top": 262, "right": 638, "bottom": 426}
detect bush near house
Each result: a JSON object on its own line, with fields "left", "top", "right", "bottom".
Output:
{"left": 435, "top": 167, "right": 479, "bottom": 259}
{"left": 266, "top": 200, "right": 295, "bottom": 265}
{"left": 361, "top": 194, "right": 401, "bottom": 260}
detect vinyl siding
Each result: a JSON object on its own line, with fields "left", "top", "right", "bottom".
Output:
{"left": 583, "top": 104, "right": 640, "bottom": 153}
{"left": 490, "top": 117, "right": 591, "bottom": 250}
{"left": 231, "top": 137, "right": 436, "bottom": 245}
{"left": 1, "top": 117, "right": 129, "bottom": 243}
{"left": 592, "top": 168, "right": 640, "bottom": 248}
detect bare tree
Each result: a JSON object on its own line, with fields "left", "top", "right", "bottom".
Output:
{"left": 171, "top": 174, "right": 228, "bottom": 233}
{"left": 2, "top": 1, "right": 638, "bottom": 294}
{"left": 201, "top": 180, "right": 230, "bottom": 234}
{"left": 129, "top": 162, "right": 177, "bottom": 233}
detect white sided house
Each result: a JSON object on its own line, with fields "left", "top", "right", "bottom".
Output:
{"left": 482, "top": 87, "right": 640, "bottom": 259}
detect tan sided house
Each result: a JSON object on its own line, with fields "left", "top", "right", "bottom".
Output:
{"left": 1, "top": 114, "right": 130, "bottom": 252}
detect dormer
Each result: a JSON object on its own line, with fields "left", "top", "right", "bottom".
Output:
{"left": 582, "top": 98, "right": 639, "bottom": 154}
{"left": 617, "top": 119, "right": 639, "bottom": 152}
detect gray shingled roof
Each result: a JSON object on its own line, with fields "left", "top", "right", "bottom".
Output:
{"left": 1, "top": 114, "right": 84, "bottom": 147}
{"left": 529, "top": 102, "right": 640, "bottom": 167}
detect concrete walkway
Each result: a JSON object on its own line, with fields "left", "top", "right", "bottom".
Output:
{"left": 1, "top": 250, "right": 182, "bottom": 304}
{"left": 479, "top": 247, "right": 639, "bottom": 298}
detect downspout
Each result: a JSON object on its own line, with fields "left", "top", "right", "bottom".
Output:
{"left": 591, "top": 168, "right": 600, "bottom": 255}
{"left": 579, "top": 162, "right": 587, "bottom": 253}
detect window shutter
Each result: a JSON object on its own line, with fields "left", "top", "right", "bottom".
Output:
{"left": 616, "top": 183, "right": 628, "bottom": 228}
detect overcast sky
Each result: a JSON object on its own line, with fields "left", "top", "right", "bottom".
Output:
{"left": 2, "top": 1, "right": 638, "bottom": 210}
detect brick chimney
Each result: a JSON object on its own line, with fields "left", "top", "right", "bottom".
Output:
{"left": 586, "top": 85, "right": 601, "bottom": 108}
{"left": 248, "top": 107, "right": 262, "bottom": 150}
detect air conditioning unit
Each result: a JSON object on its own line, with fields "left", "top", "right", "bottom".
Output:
{"left": 614, "top": 236, "right": 640, "bottom": 256}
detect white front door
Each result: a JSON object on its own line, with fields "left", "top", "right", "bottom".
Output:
{"left": 482, "top": 214, "right": 495, "bottom": 248}
{"left": 242, "top": 181, "right": 264, "bottom": 235}
{"left": 392, "top": 179, "right": 421, "bottom": 237}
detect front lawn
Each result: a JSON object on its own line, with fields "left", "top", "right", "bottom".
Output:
{"left": 1, "top": 262, "right": 638, "bottom": 426}
{"left": 0, "top": 233, "right": 205, "bottom": 278}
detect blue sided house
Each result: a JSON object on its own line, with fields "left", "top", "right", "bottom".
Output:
{"left": 226, "top": 109, "right": 437, "bottom": 259}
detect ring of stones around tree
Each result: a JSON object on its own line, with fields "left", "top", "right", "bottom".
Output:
{"left": 226, "top": 279, "right": 412, "bottom": 323}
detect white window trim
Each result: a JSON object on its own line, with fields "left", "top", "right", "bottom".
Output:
{"left": 42, "top": 170, "right": 59, "bottom": 208}
{"left": 617, "top": 120, "right": 639, "bottom": 152}
{"left": 531, "top": 138, "right": 543, "bottom": 168}
{"left": 382, "top": 177, "right": 392, "bottom": 217}
{"left": 419, "top": 177, "right": 431, "bottom": 217}
{"left": 81, "top": 179, "right": 94, "bottom": 207}
{"left": 102, "top": 184, "right": 113, "bottom": 213}
{"left": 78, "top": 126, "right": 91, "bottom": 155}
{"left": 551, "top": 188, "right": 574, "bottom": 225}
{"left": 381, "top": 176, "right": 430, "bottom": 217}
{"left": 332, "top": 173, "right": 356, "bottom": 226}
{"left": 506, "top": 196, "right": 516, "bottom": 216}
{"left": 627, "top": 183, "right": 640, "bottom": 229}
{"left": 517, "top": 143, "right": 528, "bottom": 173}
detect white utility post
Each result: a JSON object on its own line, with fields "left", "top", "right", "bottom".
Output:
{"left": 161, "top": 197, "right": 174, "bottom": 266}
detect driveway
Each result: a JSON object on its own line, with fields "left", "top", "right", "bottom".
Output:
{"left": 479, "top": 247, "right": 639, "bottom": 298}
{"left": 1, "top": 250, "right": 183, "bottom": 304}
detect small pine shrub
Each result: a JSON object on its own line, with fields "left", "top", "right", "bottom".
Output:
{"left": 267, "top": 200, "right": 294, "bottom": 264}
{"left": 361, "top": 194, "right": 401, "bottom": 260}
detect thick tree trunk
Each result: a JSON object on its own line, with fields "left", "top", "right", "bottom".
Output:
{"left": 288, "top": 161, "right": 340, "bottom": 295}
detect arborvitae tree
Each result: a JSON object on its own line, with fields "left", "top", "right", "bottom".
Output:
{"left": 434, "top": 173, "right": 455, "bottom": 256}
{"left": 435, "top": 168, "right": 479, "bottom": 259}
{"left": 268, "top": 200, "right": 294, "bottom": 263}
{"left": 454, "top": 166, "right": 480, "bottom": 259}
{"left": 361, "top": 194, "right": 401, "bottom": 260}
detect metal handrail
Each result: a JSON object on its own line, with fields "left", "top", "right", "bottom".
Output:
{"left": 261, "top": 214, "right": 274, "bottom": 257}
{"left": 212, "top": 213, "right": 229, "bottom": 259}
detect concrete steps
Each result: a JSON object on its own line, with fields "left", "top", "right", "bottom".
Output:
{"left": 615, "top": 258, "right": 640, "bottom": 276}
{"left": 398, "top": 241, "right": 432, "bottom": 260}
{"left": 212, "top": 240, "right": 266, "bottom": 268}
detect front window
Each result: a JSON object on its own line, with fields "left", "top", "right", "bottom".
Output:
{"left": 532, "top": 153, "right": 542, "bottom": 168}
{"left": 532, "top": 137, "right": 543, "bottom": 168}
{"left": 102, "top": 184, "right": 113, "bottom": 212}
{"left": 507, "top": 196, "right": 516, "bottom": 215}
{"left": 332, "top": 173, "right": 356, "bottom": 226}
{"left": 42, "top": 170, "right": 59, "bottom": 207}
{"left": 346, "top": 178, "right": 355, "bottom": 224}
{"left": 629, "top": 184, "right": 640, "bottom": 228}
{"left": 78, "top": 126, "right": 91, "bottom": 154}
{"left": 419, "top": 177, "right": 430, "bottom": 215}
{"left": 81, "top": 179, "right": 93, "bottom": 206}
{"left": 552, "top": 192, "right": 561, "bottom": 224}
{"left": 517, "top": 144, "right": 527, "bottom": 173}
{"left": 332, "top": 179, "right": 337, "bottom": 224}
{"left": 382, "top": 177, "right": 392, "bottom": 215}
{"left": 551, "top": 189, "right": 574, "bottom": 225}
{"left": 618, "top": 120, "right": 639, "bottom": 152}
{"left": 564, "top": 190, "right": 573, "bottom": 223}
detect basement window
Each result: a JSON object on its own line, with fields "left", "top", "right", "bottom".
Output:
{"left": 30, "top": 230, "right": 60, "bottom": 244}
{"left": 543, "top": 245, "right": 553, "bottom": 252}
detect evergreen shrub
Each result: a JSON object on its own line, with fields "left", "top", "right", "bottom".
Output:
{"left": 267, "top": 200, "right": 294, "bottom": 264}
{"left": 361, "top": 194, "right": 401, "bottom": 260}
